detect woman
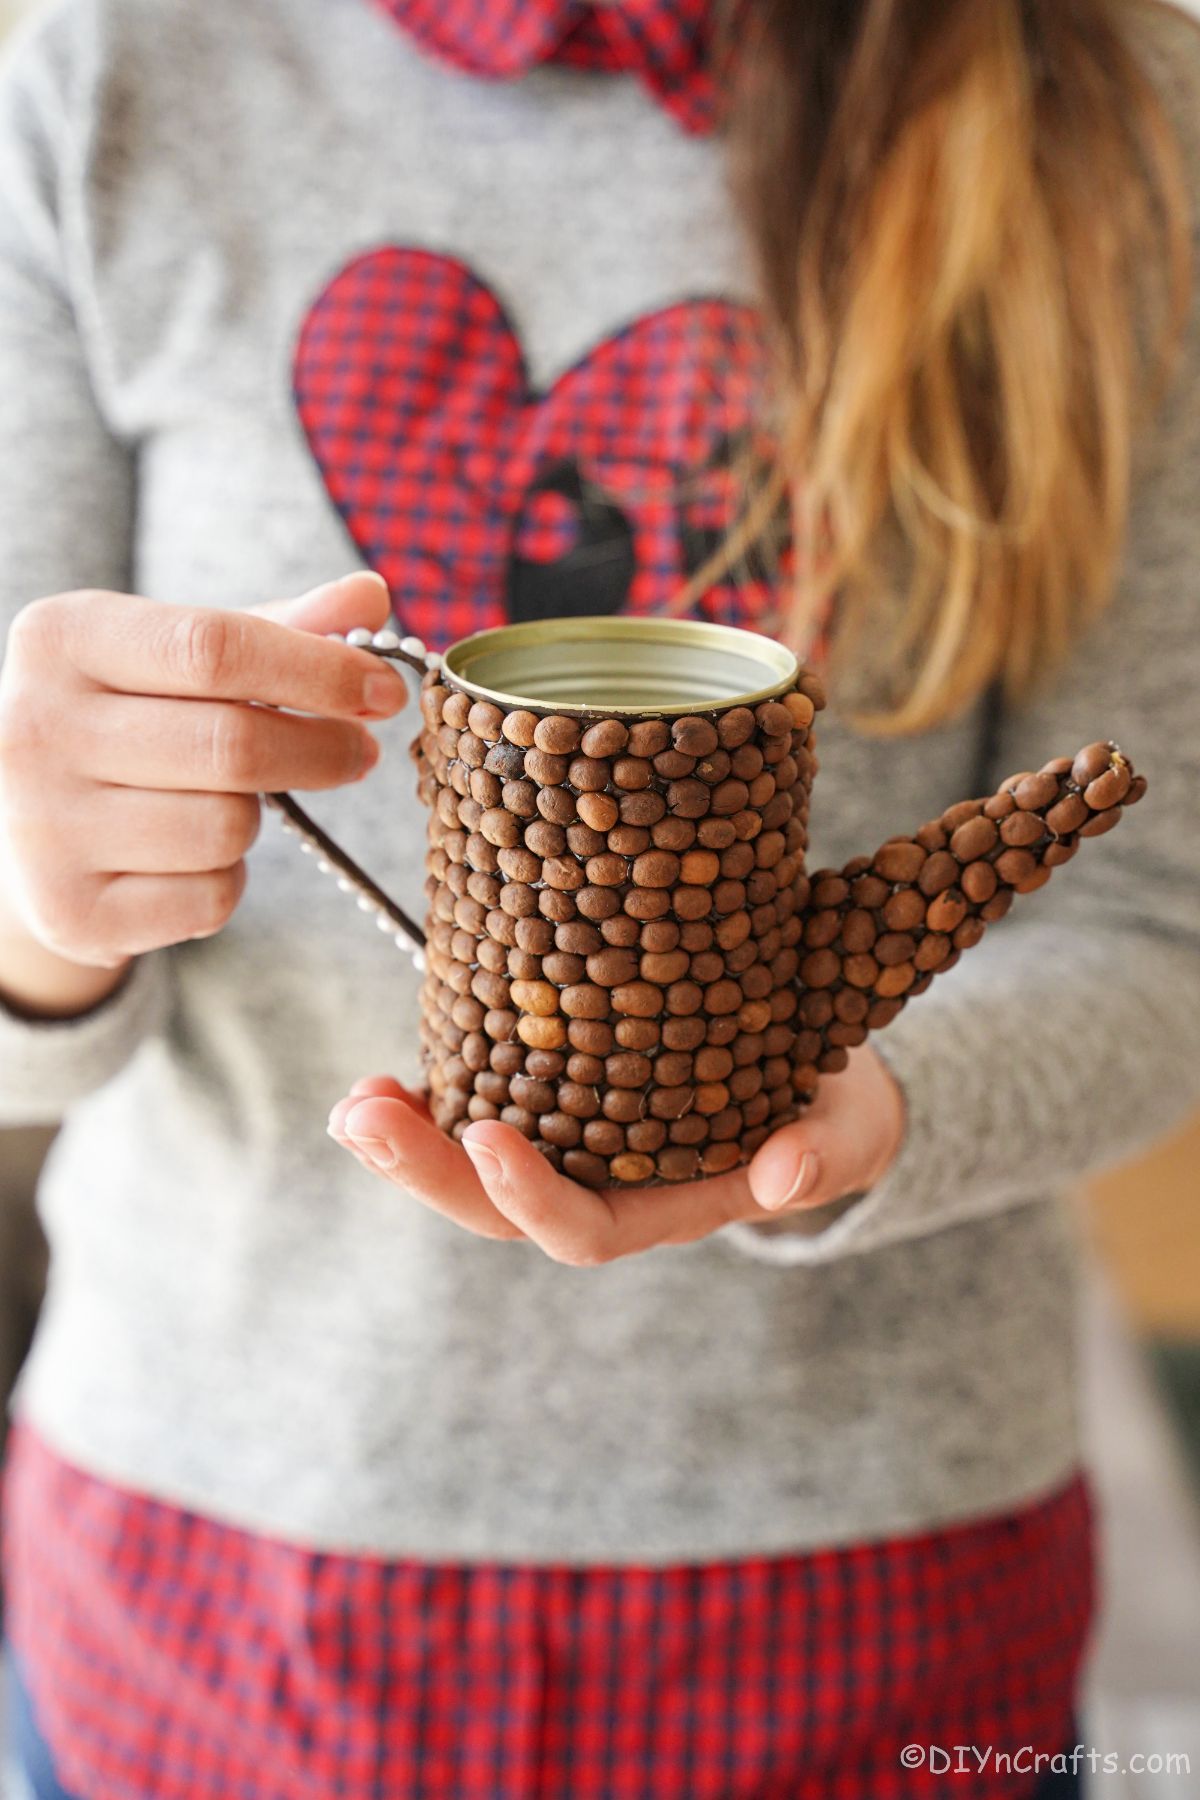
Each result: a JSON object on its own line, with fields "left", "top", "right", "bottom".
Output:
{"left": 0, "top": 0, "right": 1197, "bottom": 1795}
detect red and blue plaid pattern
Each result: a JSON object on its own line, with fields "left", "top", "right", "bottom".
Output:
{"left": 3, "top": 1424, "right": 1093, "bottom": 1800}
{"left": 373, "top": 0, "right": 717, "bottom": 134}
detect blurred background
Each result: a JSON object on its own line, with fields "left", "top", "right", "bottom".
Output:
{"left": 0, "top": 0, "right": 1197, "bottom": 1792}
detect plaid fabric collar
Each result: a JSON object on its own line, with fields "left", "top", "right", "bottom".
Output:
{"left": 372, "top": 0, "right": 718, "bottom": 134}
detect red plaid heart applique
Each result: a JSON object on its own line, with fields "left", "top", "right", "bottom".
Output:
{"left": 293, "top": 248, "right": 781, "bottom": 650}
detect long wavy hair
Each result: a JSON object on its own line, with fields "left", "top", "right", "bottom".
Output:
{"left": 721, "top": 0, "right": 1192, "bottom": 731}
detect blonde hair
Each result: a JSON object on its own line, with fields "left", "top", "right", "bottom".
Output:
{"left": 723, "top": 0, "right": 1192, "bottom": 732}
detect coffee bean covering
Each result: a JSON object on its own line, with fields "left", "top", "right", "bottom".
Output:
{"left": 412, "top": 667, "right": 1144, "bottom": 1190}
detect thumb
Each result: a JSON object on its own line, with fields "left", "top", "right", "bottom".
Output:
{"left": 252, "top": 570, "right": 393, "bottom": 637}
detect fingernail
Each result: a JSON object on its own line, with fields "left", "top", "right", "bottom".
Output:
{"left": 346, "top": 1132, "right": 399, "bottom": 1171}
{"left": 357, "top": 734, "right": 382, "bottom": 778}
{"left": 462, "top": 1140, "right": 502, "bottom": 1186}
{"left": 362, "top": 669, "right": 407, "bottom": 717}
{"left": 761, "top": 1151, "right": 820, "bottom": 1212}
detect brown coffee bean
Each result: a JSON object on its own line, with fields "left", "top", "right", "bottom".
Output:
{"left": 524, "top": 748, "right": 569, "bottom": 786}
{"left": 561, "top": 983, "right": 610, "bottom": 1020}
{"left": 983, "top": 791, "right": 1016, "bottom": 821}
{"left": 523, "top": 1050, "right": 564, "bottom": 1081}
{"left": 1078, "top": 807, "right": 1121, "bottom": 839}
{"left": 623, "top": 888, "right": 670, "bottom": 921}
{"left": 509, "top": 979, "right": 558, "bottom": 1017}
{"left": 754, "top": 700, "right": 793, "bottom": 738}
{"left": 563, "top": 1148, "right": 609, "bottom": 1189}
{"left": 600, "top": 915, "right": 640, "bottom": 948}
{"left": 981, "top": 890, "right": 1014, "bottom": 922}
{"left": 608, "top": 1152, "right": 653, "bottom": 1184}
{"left": 960, "top": 861, "right": 998, "bottom": 905}
{"left": 800, "top": 949, "right": 840, "bottom": 989}
{"left": 662, "top": 1018, "right": 704, "bottom": 1055}
{"left": 649, "top": 817, "right": 694, "bottom": 853}
{"left": 915, "top": 822, "right": 947, "bottom": 852}
{"left": 1071, "top": 741, "right": 1113, "bottom": 787}
{"left": 625, "top": 719, "right": 669, "bottom": 757}
{"left": 567, "top": 823, "right": 608, "bottom": 858}
{"left": 636, "top": 949, "right": 687, "bottom": 985}
{"left": 950, "top": 816, "right": 998, "bottom": 862}
{"left": 840, "top": 909, "right": 876, "bottom": 953}
{"left": 583, "top": 1118, "right": 624, "bottom": 1155}
{"left": 842, "top": 953, "right": 880, "bottom": 990}
{"left": 543, "top": 951, "right": 586, "bottom": 986}
{"left": 587, "top": 948, "right": 638, "bottom": 987}
{"left": 485, "top": 741, "right": 528, "bottom": 784}
{"left": 701, "top": 1141, "right": 742, "bottom": 1174}
{"left": 688, "top": 952, "right": 724, "bottom": 985}
{"left": 516, "top": 1015, "right": 566, "bottom": 1050}
{"left": 567, "top": 755, "right": 611, "bottom": 794}
{"left": 698, "top": 979, "right": 738, "bottom": 1016}
{"left": 1084, "top": 763, "right": 1130, "bottom": 810}
{"left": 613, "top": 756, "right": 653, "bottom": 791}
{"left": 500, "top": 778, "right": 538, "bottom": 820}
{"left": 697, "top": 817, "right": 737, "bottom": 849}
{"left": 1014, "top": 771, "right": 1060, "bottom": 812}
{"left": 471, "top": 970, "right": 512, "bottom": 1010}
{"left": 993, "top": 849, "right": 1043, "bottom": 892}
{"left": 917, "top": 850, "right": 959, "bottom": 897}
{"left": 608, "top": 825, "right": 651, "bottom": 857}
{"left": 565, "top": 1051, "right": 604, "bottom": 1085}
{"left": 466, "top": 700, "right": 504, "bottom": 743}
{"left": 619, "top": 790, "right": 666, "bottom": 826}
{"left": 647, "top": 1086, "right": 693, "bottom": 1121}
{"left": 680, "top": 920, "right": 715, "bottom": 951}
{"left": 954, "top": 917, "right": 987, "bottom": 951}
{"left": 533, "top": 714, "right": 580, "bottom": 756}
{"left": 710, "top": 779, "right": 750, "bottom": 817}
{"left": 442, "top": 691, "right": 471, "bottom": 730}
{"left": 999, "top": 811, "right": 1044, "bottom": 848}
{"left": 678, "top": 849, "right": 720, "bottom": 886}
{"left": 485, "top": 1010, "right": 520, "bottom": 1045}
{"left": 874, "top": 840, "right": 927, "bottom": 884}
{"left": 615, "top": 1018, "right": 659, "bottom": 1051}
{"left": 569, "top": 1018, "right": 614, "bottom": 1056}
{"left": 585, "top": 853, "right": 627, "bottom": 887}
{"left": 665, "top": 979, "right": 704, "bottom": 1016}
{"left": 925, "top": 889, "right": 967, "bottom": 933}
{"left": 666, "top": 778, "right": 710, "bottom": 819}
{"left": 606, "top": 1052, "right": 652, "bottom": 1089}
{"left": 539, "top": 889, "right": 577, "bottom": 923}
{"left": 873, "top": 931, "right": 915, "bottom": 968}
{"left": 715, "top": 911, "right": 752, "bottom": 951}
{"left": 572, "top": 889, "right": 615, "bottom": 921}
{"left": 580, "top": 719, "right": 628, "bottom": 758}
{"left": 641, "top": 920, "right": 681, "bottom": 952}
{"left": 557, "top": 1081, "right": 601, "bottom": 1119}
{"left": 521, "top": 820, "right": 562, "bottom": 859}
{"left": 656, "top": 1146, "right": 700, "bottom": 1181}
{"left": 557, "top": 920, "right": 603, "bottom": 955}
{"left": 542, "top": 856, "right": 584, "bottom": 892}
{"left": 716, "top": 706, "right": 755, "bottom": 748}
{"left": 672, "top": 716, "right": 719, "bottom": 757}
{"left": 632, "top": 850, "right": 680, "bottom": 889}
{"left": 1045, "top": 794, "right": 1089, "bottom": 836}
{"left": 618, "top": 1120, "right": 661, "bottom": 1155}
{"left": 509, "top": 1075, "right": 556, "bottom": 1113}
{"left": 540, "top": 1112, "right": 581, "bottom": 1149}
{"left": 612, "top": 982, "right": 664, "bottom": 1018}
{"left": 537, "top": 791, "right": 576, "bottom": 830}
{"left": 602, "top": 1087, "right": 643, "bottom": 1123}
{"left": 913, "top": 934, "right": 950, "bottom": 972}
{"left": 497, "top": 709, "right": 535, "bottom": 747}
{"left": 576, "top": 791, "right": 618, "bottom": 832}
{"left": 653, "top": 749, "right": 696, "bottom": 780}
{"left": 833, "top": 988, "right": 868, "bottom": 1025}
{"left": 882, "top": 888, "right": 926, "bottom": 931}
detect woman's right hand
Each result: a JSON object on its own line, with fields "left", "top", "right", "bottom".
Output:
{"left": 0, "top": 572, "right": 407, "bottom": 984}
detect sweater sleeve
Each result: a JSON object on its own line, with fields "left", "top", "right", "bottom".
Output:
{"left": 0, "top": 9, "right": 170, "bottom": 1126}
{"left": 725, "top": 16, "right": 1200, "bottom": 1268}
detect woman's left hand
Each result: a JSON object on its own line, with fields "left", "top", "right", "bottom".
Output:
{"left": 327, "top": 1044, "right": 905, "bottom": 1265}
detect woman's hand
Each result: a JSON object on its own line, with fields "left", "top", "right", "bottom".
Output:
{"left": 328, "top": 1044, "right": 905, "bottom": 1263}
{"left": 0, "top": 573, "right": 407, "bottom": 1002}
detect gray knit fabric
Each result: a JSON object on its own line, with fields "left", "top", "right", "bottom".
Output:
{"left": 1, "top": 0, "right": 1198, "bottom": 1562}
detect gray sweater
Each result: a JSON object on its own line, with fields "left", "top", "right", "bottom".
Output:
{"left": 1, "top": 0, "right": 1198, "bottom": 1563}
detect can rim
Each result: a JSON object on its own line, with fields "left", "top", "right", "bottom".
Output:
{"left": 442, "top": 617, "right": 799, "bottom": 717}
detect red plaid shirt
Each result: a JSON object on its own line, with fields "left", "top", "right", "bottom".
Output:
{"left": 3, "top": 1422, "right": 1092, "bottom": 1800}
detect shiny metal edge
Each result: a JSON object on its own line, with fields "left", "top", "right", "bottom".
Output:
{"left": 442, "top": 617, "right": 799, "bottom": 716}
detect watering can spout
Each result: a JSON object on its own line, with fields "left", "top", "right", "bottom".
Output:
{"left": 791, "top": 736, "right": 1145, "bottom": 1089}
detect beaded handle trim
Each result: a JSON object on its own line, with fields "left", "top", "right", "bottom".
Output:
{"left": 263, "top": 626, "right": 437, "bottom": 971}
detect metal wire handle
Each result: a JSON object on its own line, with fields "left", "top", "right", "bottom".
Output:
{"left": 263, "top": 627, "right": 434, "bottom": 969}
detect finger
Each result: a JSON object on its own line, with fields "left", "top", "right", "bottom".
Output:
{"left": 84, "top": 864, "right": 249, "bottom": 958}
{"left": 79, "top": 694, "right": 380, "bottom": 793}
{"left": 48, "top": 581, "right": 408, "bottom": 720}
{"left": 344, "top": 1077, "right": 437, "bottom": 1123}
{"left": 57, "top": 788, "right": 262, "bottom": 875}
{"left": 253, "top": 571, "right": 395, "bottom": 637}
{"left": 326, "top": 1094, "right": 522, "bottom": 1241}
{"left": 461, "top": 1121, "right": 763, "bottom": 1263}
